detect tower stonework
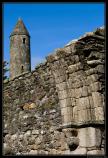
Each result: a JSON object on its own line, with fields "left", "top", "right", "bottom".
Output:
{"left": 10, "top": 18, "right": 31, "bottom": 79}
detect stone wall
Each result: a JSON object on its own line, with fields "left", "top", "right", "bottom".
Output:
{"left": 3, "top": 27, "right": 105, "bottom": 155}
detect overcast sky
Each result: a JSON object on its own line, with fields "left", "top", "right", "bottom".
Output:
{"left": 3, "top": 3, "right": 105, "bottom": 72}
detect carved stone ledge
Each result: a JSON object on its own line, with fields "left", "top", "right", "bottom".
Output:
{"left": 57, "top": 120, "right": 104, "bottom": 131}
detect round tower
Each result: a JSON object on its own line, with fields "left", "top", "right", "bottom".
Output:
{"left": 10, "top": 18, "right": 31, "bottom": 79}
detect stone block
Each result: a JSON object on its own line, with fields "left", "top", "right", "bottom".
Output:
{"left": 101, "top": 147, "right": 105, "bottom": 153}
{"left": 55, "top": 75, "right": 66, "bottom": 84}
{"left": 46, "top": 54, "right": 56, "bottom": 62}
{"left": 85, "top": 68, "right": 98, "bottom": 76}
{"left": 73, "top": 106, "right": 78, "bottom": 122}
{"left": 74, "top": 55, "right": 79, "bottom": 63}
{"left": 58, "top": 90, "right": 68, "bottom": 100}
{"left": 50, "top": 149, "right": 57, "bottom": 154}
{"left": 29, "top": 144, "right": 39, "bottom": 150}
{"left": 23, "top": 114, "right": 29, "bottom": 119}
{"left": 63, "top": 128, "right": 78, "bottom": 138}
{"left": 86, "top": 74, "right": 99, "bottom": 84}
{"left": 39, "top": 150, "right": 48, "bottom": 155}
{"left": 40, "top": 130, "right": 46, "bottom": 135}
{"left": 35, "top": 137, "right": 42, "bottom": 145}
{"left": 94, "top": 107, "right": 104, "bottom": 121}
{"left": 92, "top": 92, "right": 104, "bottom": 107}
{"left": 91, "top": 74, "right": 99, "bottom": 81}
{"left": 62, "top": 128, "right": 72, "bottom": 137}
{"left": 3, "top": 143, "right": 12, "bottom": 155}
{"left": 90, "top": 82, "right": 102, "bottom": 92}
{"left": 70, "top": 147, "right": 87, "bottom": 155}
{"left": 68, "top": 62, "right": 83, "bottom": 73}
{"left": 61, "top": 107, "right": 68, "bottom": 116}
{"left": 64, "top": 45, "right": 71, "bottom": 51}
{"left": 24, "top": 130, "right": 31, "bottom": 137}
{"left": 67, "top": 79, "right": 73, "bottom": 88}
{"left": 11, "top": 134, "right": 18, "bottom": 141}
{"left": 63, "top": 150, "right": 70, "bottom": 155}
{"left": 19, "top": 134, "right": 24, "bottom": 140}
{"left": 67, "top": 76, "right": 84, "bottom": 88}
{"left": 76, "top": 97, "right": 90, "bottom": 110}
{"left": 67, "top": 106, "right": 73, "bottom": 114}
{"left": 74, "top": 87, "right": 82, "bottom": 98}
{"left": 78, "top": 127, "right": 102, "bottom": 148}
{"left": 59, "top": 98, "right": 72, "bottom": 108}
{"left": 53, "top": 141, "right": 61, "bottom": 148}
{"left": 90, "top": 108, "right": 96, "bottom": 121}
{"left": 53, "top": 71, "right": 60, "bottom": 78}
{"left": 88, "top": 96, "right": 94, "bottom": 108}
{"left": 77, "top": 108, "right": 91, "bottom": 122}
{"left": 23, "top": 103, "right": 36, "bottom": 110}
{"left": 28, "top": 137, "right": 36, "bottom": 145}
{"left": 60, "top": 142, "right": 68, "bottom": 151}
{"left": 67, "top": 136, "right": 79, "bottom": 147}
{"left": 87, "top": 149, "right": 104, "bottom": 155}
{"left": 61, "top": 106, "right": 73, "bottom": 118}
{"left": 56, "top": 82, "right": 67, "bottom": 91}
{"left": 61, "top": 115, "right": 64, "bottom": 123}
{"left": 88, "top": 86, "right": 92, "bottom": 95}
{"left": 96, "top": 65, "right": 104, "bottom": 73}
{"left": 74, "top": 81, "right": 84, "bottom": 88}
{"left": 62, "top": 114, "right": 73, "bottom": 124}
{"left": 68, "top": 89, "right": 75, "bottom": 98}
{"left": 81, "top": 86, "right": 88, "bottom": 97}
{"left": 61, "top": 112, "right": 73, "bottom": 124}
{"left": 32, "top": 130, "right": 39, "bottom": 135}
{"left": 71, "top": 98, "right": 76, "bottom": 107}
{"left": 28, "top": 150, "right": 38, "bottom": 155}
{"left": 54, "top": 131, "right": 60, "bottom": 139}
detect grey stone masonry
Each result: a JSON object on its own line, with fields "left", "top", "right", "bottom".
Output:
{"left": 3, "top": 26, "right": 105, "bottom": 155}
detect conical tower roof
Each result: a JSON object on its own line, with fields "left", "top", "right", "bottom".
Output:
{"left": 10, "top": 18, "right": 30, "bottom": 37}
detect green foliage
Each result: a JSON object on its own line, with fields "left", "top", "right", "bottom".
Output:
{"left": 3, "top": 61, "right": 9, "bottom": 81}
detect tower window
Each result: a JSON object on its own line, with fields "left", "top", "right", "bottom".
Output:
{"left": 23, "top": 38, "right": 26, "bottom": 44}
{"left": 21, "top": 65, "right": 24, "bottom": 72}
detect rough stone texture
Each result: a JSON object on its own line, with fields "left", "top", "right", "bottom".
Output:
{"left": 3, "top": 26, "right": 105, "bottom": 155}
{"left": 87, "top": 149, "right": 104, "bottom": 155}
{"left": 70, "top": 147, "right": 87, "bottom": 155}
{"left": 78, "top": 127, "right": 102, "bottom": 148}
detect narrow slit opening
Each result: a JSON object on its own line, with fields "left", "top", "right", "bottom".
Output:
{"left": 23, "top": 38, "right": 26, "bottom": 44}
{"left": 21, "top": 65, "right": 24, "bottom": 72}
